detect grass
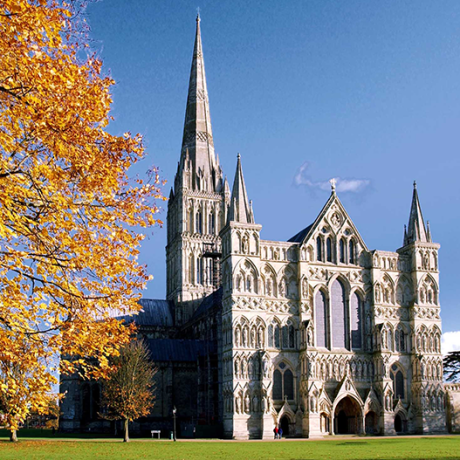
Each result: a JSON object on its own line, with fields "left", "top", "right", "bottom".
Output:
{"left": 0, "top": 436, "right": 460, "bottom": 459}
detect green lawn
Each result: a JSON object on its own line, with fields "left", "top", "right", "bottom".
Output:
{"left": 1, "top": 437, "right": 460, "bottom": 460}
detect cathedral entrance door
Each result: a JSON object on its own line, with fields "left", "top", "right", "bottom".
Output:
{"left": 333, "top": 396, "right": 362, "bottom": 434}
{"left": 279, "top": 416, "right": 290, "bottom": 437}
{"left": 365, "top": 411, "right": 378, "bottom": 434}
{"left": 394, "top": 412, "right": 407, "bottom": 433}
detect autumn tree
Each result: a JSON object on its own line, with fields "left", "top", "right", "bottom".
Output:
{"left": 0, "top": 0, "right": 164, "bottom": 441}
{"left": 99, "top": 339, "right": 156, "bottom": 442}
{"left": 444, "top": 351, "right": 460, "bottom": 382}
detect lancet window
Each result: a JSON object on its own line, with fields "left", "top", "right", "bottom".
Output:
{"left": 317, "top": 236, "right": 323, "bottom": 262}
{"left": 272, "top": 362, "right": 294, "bottom": 401}
{"left": 390, "top": 364, "right": 405, "bottom": 400}
{"left": 339, "top": 238, "right": 345, "bottom": 263}
{"left": 326, "top": 237, "right": 332, "bottom": 262}
{"left": 349, "top": 240, "right": 355, "bottom": 264}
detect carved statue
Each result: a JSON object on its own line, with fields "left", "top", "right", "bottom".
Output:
{"left": 279, "top": 281, "right": 285, "bottom": 297}
{"left": 252, "top": 395, "right": 259, "bottom": 413}
{"left": 385, "top": 393, "right": 391, "bottom": 411}
{"left": 266, "top": 279, "right": 272, "bottom": 296}
{"left": 258, "top": 328, "right": 264, "bottom": 348}
{"left": 243, "top": 328, "right": 248, "bottom": 347}
{"left": 302, "top": 279, "right": 308, "bottom": 297}
{"left": 248, "top": 358, "right": 254, "bottom": 378}
{"left": 242, "top": 359, "right": 248, "bottom": 378}
{"left": 242, "top": 235, "right": 249, "bottom": 254}
{"left": 263, "top": 355, "right": 269, "bottom": 377}
{"left": 235, "top": 396, "right": 240, "bottom": 414}
{"left": 261, "top": 395, "right": 266, "bottom": 413}
{"left": 351, "top": 361, "right": 356, "bottom": 378}
{"left": 375, "top": 284, "right": 380, "bottom": 303}
{"left": 235, "top": 329, "right": 240, "bottom": 348}
{"left": 254, "top": 356, "right": 260, "bottom": 378}
{"left": 307, "top": 328, "right": 313, "bottom": 346}
{"left": 245, "top": 393, "right": 250, "bottom": 413}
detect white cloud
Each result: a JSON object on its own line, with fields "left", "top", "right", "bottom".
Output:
{"left": 442, "top": 331, "right": 460, "bottom": 355}
{"left": 294, "top": 162, "right": 370, "bottom": 193}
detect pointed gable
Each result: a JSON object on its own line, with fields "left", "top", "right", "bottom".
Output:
{"left": 334, "top": 373, "right": 364, "bottom": 407}
{"left": 288, "top": 189, "right": 368, "bottom": 252}
{"left": 364, "top": 385, "right": 382, "bottom": 414}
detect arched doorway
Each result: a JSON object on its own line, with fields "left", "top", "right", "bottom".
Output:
{"left": 320, "top": 412, "right": 330, "bottom": 434}
{"left": 279, "top": 416, "right": 290, "bottom": 437}
{"left": 365, "top": 411, "right": 378, "bottom": 434}
{"left": 334, "top": 397, "right": 363, "bottom": 434}
{"left": 394, "top": 412, "right": 407, "bottom": 434}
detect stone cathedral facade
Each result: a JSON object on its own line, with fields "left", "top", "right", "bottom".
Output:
{"left": 60, "top": 17, "right": 460, "bottom": 438}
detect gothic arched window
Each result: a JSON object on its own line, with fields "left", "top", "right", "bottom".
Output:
{"left": 331, "top": 280, "right": 347, "bottom": 349}
{"left": 387, "top": 328, "right": 394, "bottom": 351}
{"left": 339, "top": 238, "right": 345, "bottom": 263}
{"left": 282, "top": 326, "right": 289, "bottom": 349}
{"left": 268, "top": 324, "right": 274, "bottom": 347}
{"left": 350, "top": 292, "right": 362, "bottom": 349}
{"left": 188, "top": 254, "right": 194, "bottom": 284}
{"left": 289, "top": 324, "right": 295, "bottom": 348}
{"left": 284, "top": 369, "right": 294, "bottom": 400}
{"left": 209, "top": 212, "right": 215, "bottom": 235}
{"left": 188, "top": 208, "right": 193, "bottom": 233}
{"left": 391, "top": 364, "right": 405, "bottom": 400}
{"left": 196, "top": 257, "right": 202, "bottom": 284}
{"left": 349, "top": 240, "right": 355, "bottom": 264}
{"left": 397, "top": 329, "right": 406, "bottom": 352}
{"left": 326, "top": 237, "right": 332, "bottom": 262}
{"left": 274, "top": 324, "right": 281, "bottom": 349}
{"left": 196, "top": 210, "right": 203, "bottom": 234}
{"left": 317, "top": 236, "right": 322, "bottom": 262}
{"left": 315, "top": 290, "right": 328, "bottom": 348}
{"left": 273, "top": 370, "right": 283, "bottom": 400}
{"left": 272, "top": 364, "right": 295, "bottom": 401}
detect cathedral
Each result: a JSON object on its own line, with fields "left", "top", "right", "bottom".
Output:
{"left": 60, "top": 16, "right": 460, "bottom": 438}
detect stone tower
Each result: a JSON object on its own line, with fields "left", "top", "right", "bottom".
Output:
{"left": 397, "top": 182, "right": 445, "bottom": 433}
{"left": 166, "top": 15, "right": 230, "bottom": 325}
{"left": 221, "top": 155, "right": 269, "bottom": 439}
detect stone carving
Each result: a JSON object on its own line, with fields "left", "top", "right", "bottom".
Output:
{"left": 330, "top": 212, "right": 342, "bottom": 227}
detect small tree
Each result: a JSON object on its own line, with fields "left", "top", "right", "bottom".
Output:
{"left": 444, "top": 351, "right": 460, "bottom": 382}
{"left": 99, "top": 340, "right": 156, "bottom": 442}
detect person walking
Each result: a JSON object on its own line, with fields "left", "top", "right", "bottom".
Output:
{"left": 273, "top": 426, "right": 278, "bottom": 439}
{"left": 279, "top": 427, "right": 283, "bottom": 439}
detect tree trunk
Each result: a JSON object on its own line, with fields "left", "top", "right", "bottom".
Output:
{"left": 123, "top": 418, "right": 129, "bottom": 442}
{"left": 10, "top": 429, "right": 18, "bottom": 442}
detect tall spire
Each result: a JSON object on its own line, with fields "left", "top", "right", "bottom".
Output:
{"left": 180, "top": 15, "right": 219, "bottom": 190}
{"left": 405, "top": 181, "right": 428, "bottom": 245}
{"left": 228, "top": 154, "right": 254, "bottom": 224}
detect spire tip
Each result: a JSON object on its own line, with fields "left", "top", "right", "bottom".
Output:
{"left": 413, "top": 180, "right": 417, "bottom": 189}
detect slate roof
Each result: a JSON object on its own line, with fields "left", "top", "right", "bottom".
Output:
{"left": 287, "top": 223, "right": 313, "bottom": 243}
{"left": 119, "top": 299, "right": 174, "bottom": 327}
{"left": 191, "top": 287, "right": 223, "bottom": 321}
{"left": 146, "top": 338, "right": 216, "bottom": 362}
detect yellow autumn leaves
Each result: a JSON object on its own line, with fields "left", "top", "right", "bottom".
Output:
{"left": 0, "top": 0, "right": 165, "bottom": 437}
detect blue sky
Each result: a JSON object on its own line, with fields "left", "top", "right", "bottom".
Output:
{"left": 86, "top": 1, "right": 460, "bottom": 334}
